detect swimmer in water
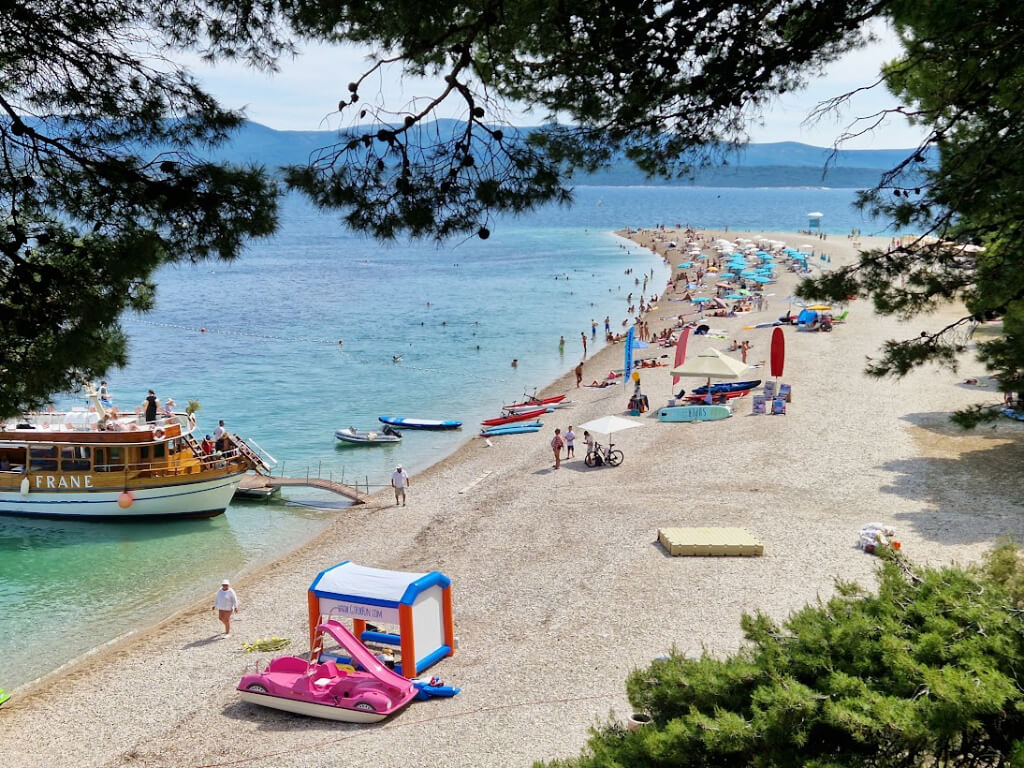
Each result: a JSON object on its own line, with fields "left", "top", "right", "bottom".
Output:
{"left": 393, "top": 355, "right": 402, "bottom": 363}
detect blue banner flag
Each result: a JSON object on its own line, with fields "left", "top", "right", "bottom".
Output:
{"left": 623, "top": 326, "right": 635, "bottom": 385}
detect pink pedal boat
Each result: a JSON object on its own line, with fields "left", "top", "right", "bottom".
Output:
{"left": 237, "top": 620, "right": 417, "bottom": 722}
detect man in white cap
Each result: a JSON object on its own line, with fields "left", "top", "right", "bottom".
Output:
{"left": 212, "top": 579, "right": 239, "bottom": 637}
{"left": 390, "top": 464, "right": 410, "bottom": 506}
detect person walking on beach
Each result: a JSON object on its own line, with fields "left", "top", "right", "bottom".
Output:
{"left": 212, "top": 579, "right": 238, "bottom": 637}
{"left": 574, "top": 361, "right": 584, "bottom": 388}
{"left": 551, "top": 428, "right": 564, "bottom": 469}
{"left": 142, "top": 389, "right": 158, "bottom": 423}
{"left": 580, "top": 332, "right": 587, "bottom": 357}
{"left": 391, "top": 464, "right": 410, "bottom": 506}
{"left": 565, "top": 425, "right": 576, "bottom": 458}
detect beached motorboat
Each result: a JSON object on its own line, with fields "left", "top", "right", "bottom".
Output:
{"left": 335, "top": 425, "right": 402, "bottom": 445}
{"left": 378, "top": 416, "right": 462, "bottom": 430}
{"left": 237, "top": 620, "right": 417, "bottom": 723}
{"left": 480, "top": 408, "right": 548, "bottom": 427}
{"left": 0, "top": 388, "right": 274, "bottom": 520}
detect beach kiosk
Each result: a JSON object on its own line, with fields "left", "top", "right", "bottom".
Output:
{"left": 307, "top": 561, "right": 454, "bottom": 677}
{"left": 807, "top": 211, "right": 823, "bottom": 232}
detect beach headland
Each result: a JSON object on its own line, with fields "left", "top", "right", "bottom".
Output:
{"left": 2, "top": 228, "right": 1022, "bottom": 768}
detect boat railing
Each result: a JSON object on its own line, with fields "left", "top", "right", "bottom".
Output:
{"left": 226, "top": 434, "right": 276, "bottom": 475}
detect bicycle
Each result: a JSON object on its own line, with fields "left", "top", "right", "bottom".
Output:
{"left": 584, "top": 441, "right": 623, "bottom": 467}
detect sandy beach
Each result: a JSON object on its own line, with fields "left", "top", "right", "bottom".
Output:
{"left": 3, "top": 228, "right": 1023, "bottom": 768}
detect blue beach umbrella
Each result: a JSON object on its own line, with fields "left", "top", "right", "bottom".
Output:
{"left": 752, "top": 276, "right": 772, "bottom": 284}
{"left": 677, "top": 262, "right": 693, "bottom": 268}
{"left": 692, "top": 297, "right": 711, "bottom": 303}
{"left": 724, "top": 293, "right": 743, "bottom": 299}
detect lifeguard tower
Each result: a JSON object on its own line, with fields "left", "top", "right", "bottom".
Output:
{"left": 807, "top": 211, "right": 823, "bottom": 233}
{"left": 307, "top": 561, "right": 454, "bottom": 677}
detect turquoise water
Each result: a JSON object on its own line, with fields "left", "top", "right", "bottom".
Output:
{"left": 0, "top": 186, "right": 886, "bottom": 688}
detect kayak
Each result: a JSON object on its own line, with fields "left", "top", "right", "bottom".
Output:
{"left": 481, "top": 408, "right": 547, "bottom": 427}
{"left": 499, "top": 393, "right": 565, "bottom": 411}
{"left": 480, "top": 426, "right": 542, "bottom": 436}
{"left": 481, "top": 421, "right": 543, "bottom": 435}
{"left": 691, "top": 379, "right": 762, "bottom": 395}
{"left": 684, "top": 390, "right": 751, "bottom": 403}
{"left": 503, "top": 401, "right": 573, "bottom": 414}
{"left": 378, "top": 416, "right": 462, "bottom": 430}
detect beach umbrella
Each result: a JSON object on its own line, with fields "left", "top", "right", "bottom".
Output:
{"left": 670, "top": 348, "right": 748, "bottom": 380}
{"left": 737, "top": 289, "right": 751, "bottom": 296}
{"left": 684, "top": 283, "right": 699, "bottom": 290}
{"left": 724, "top": 293, "right": 743, "bottom": 299}
{"left": 752, "top": 276, "right": 772, "bottom": 284}
{"left": 577, "top": 415, "right": 644, "bottom": 436}
{"left": 691, "top": 297, "right": 711, "bottom": 303}
{"left": 677, "top": 262, "right": 693, "bottom": 268}
{"left": 807, "top": 304, "right": 832, "bottom": 311}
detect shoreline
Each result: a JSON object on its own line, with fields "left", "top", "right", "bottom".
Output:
{"left": 3, "top": 228, "right": 1022, "bottom": 768}
{"left": 5, "top": 235, "right": 664, "bottom": 699}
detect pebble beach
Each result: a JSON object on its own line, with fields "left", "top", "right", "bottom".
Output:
{"left": 3, "top": 228, "right": 1023, "bottom": 768}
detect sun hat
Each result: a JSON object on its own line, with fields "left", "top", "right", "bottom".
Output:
{"left": 221, "top": 579, "right": 230, "bottom": 586}
{"left": 396, "top": 464, "right": 402, "bottom": 469}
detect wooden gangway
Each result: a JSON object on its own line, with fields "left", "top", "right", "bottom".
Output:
{"left": 237, "top": 474, "right": 372, "bottom": 504}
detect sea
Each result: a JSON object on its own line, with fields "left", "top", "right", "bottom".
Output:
{"left": 0, "top": 186, "right": 891, "bottom": 689}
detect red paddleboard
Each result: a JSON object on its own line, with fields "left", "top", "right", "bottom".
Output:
{"left": 672, "top": 326, "right": 691, "bottom": 386}
{"left": 770, "top": 327, "right": 785, "bottom": 378}
{"left": 480, "top": 408, "right": 547, "bottom": 427}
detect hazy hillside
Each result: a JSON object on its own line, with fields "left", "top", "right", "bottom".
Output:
{"left": 204, "top": 121, "right": 928, "bottom": 189}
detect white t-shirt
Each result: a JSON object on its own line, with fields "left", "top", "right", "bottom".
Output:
{"left": 564, "top": 430, "right": 576, "bottom": 445}
{"left": 214, "top": 588, "right": 238, "bottom": 611}
{"left": 391, "top": 469, "right": 409, "bottom": 488}
{"left": 213, "top": 425, "right": 226, "bottom": 441}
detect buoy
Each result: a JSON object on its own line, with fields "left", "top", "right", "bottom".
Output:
{"left": 152, "top": 427, "right": 165, "bottom": 440}
{"left": 19, "top": 477, "right": 29, "bottom": 496}
{"left": 117, "top": 491, "right": 134, "bottom": 509}
{"left": 200, "top": 327, "right": 206, "bottom": 333}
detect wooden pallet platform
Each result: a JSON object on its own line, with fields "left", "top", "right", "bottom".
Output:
{"left": 657, "top": 527, "right": 764, "bottom": 557}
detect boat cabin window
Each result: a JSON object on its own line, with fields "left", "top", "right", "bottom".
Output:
{"left": 0, "top": 445, "right": 26, "bottom": 471}
{"left": 29, "top": 446, "right": 58, "bottom": 471}
{"left": 93, "top": 447, "right": 125, "bottom": 472}
{"left": 60, "top": 446, "right": 91, "bottom": 472}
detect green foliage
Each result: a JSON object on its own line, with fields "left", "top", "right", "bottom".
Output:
{"left": 0, "top": 1, "right": 280, "bottom": 417}
{"left": 795, "top": 0, "right": 1024, "bottom": 417}
{"left": 185, "top": 400, "right": 201, "bottom": 417}
{"left": 539, "top": 548, "right": 1024, "bottom": 768}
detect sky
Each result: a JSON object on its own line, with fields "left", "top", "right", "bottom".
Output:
{"left": 188, "top": 20, "right": 927, "bottom": 150}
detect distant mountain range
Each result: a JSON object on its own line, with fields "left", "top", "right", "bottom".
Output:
{"left": 204, "top": 122, "right": 928, "bottom": 189}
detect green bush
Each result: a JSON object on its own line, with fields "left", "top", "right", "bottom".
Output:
{"left": 540, "top": 544, "right": 1024, "bottom": 768}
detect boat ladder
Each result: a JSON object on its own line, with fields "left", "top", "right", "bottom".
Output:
{"left": 229, "top": 435, "right": 277, "bottom": 475}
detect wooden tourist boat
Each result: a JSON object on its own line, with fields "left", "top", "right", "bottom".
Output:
{"left": 0, "top": 390, "right": 275, "bottom": 520}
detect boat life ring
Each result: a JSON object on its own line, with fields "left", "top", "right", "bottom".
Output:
{"left": 153, "top": 427, "right": 165, "bottom": 440}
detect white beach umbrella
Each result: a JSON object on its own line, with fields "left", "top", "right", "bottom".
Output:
{"left": 669, "top": 348, "right": 748, "bottom": 380}
{"left": 577, "top": 415, "right": 644, "bottom": 435}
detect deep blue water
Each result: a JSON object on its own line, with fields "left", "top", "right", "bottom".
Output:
{"left": 0, "top": 185, "right": 890, "bottom": 688}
